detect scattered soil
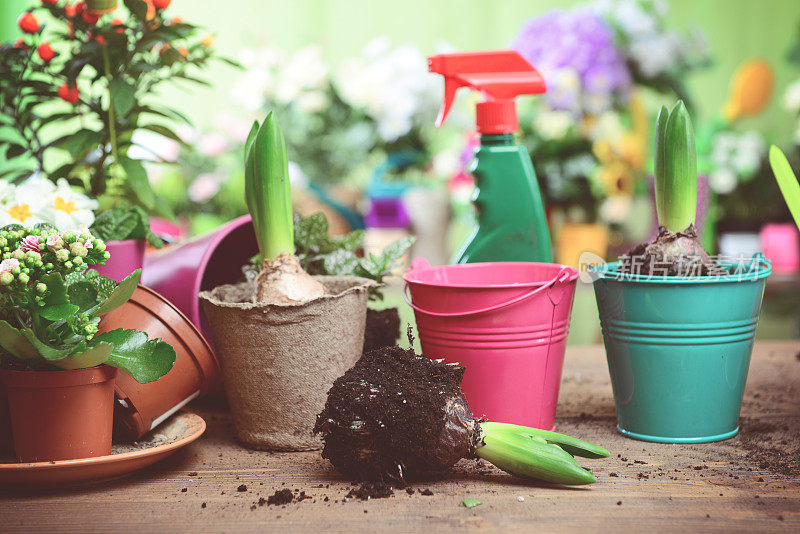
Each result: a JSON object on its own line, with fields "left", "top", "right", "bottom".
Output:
{"left": 315, "top": 331, "right": 482, "bottom": 481}
{"left": 618, "top": 225, "right": 729, "bottom": 277}
{"left": 363, "top": 308, "right": 401, "bottom": 353}
{"left": 266, "top": 489, "right": 294, "bottom": 506}
{"left": 346, "top": 482, "right": 395, "bottom": 500}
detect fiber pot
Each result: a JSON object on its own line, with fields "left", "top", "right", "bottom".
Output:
{"left": 591, "top": 255, "right": 771, "bottom": 443}
{"left": 200, "top": 276, "right": 373, "bottom": 451}
{"left": 92, "top": 239, "right": 146, "bottom": 282}
{"left": 0, "top": 366, "right": 118, "bottom": 462}
{"left": 98, "top": 285, "right": 219, "bottom": 440}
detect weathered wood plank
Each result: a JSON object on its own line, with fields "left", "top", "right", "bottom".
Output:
{"left": 1, "top": 342, "right": 798, "bottom": 533}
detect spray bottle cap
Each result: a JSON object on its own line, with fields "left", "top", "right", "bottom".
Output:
{"left": 428, "top": 50, "right": 546, "bottom": 135}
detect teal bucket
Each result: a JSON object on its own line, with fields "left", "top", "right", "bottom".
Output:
{"left": 591, "top": 254, "right": 771, "bottom": 443}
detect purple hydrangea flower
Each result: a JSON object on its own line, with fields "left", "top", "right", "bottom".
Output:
{"left": 513, "top": 10, "right": 632, "bottom": 114}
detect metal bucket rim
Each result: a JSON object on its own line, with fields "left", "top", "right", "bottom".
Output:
{"left": 590, "top": 255, "right": 771, "bottom": 285}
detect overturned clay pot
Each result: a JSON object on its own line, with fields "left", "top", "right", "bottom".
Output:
{"left": 200, "top": 276, "right": 374, "bottom": 451}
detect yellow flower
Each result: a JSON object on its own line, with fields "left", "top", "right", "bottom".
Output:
{"left": 598, "top": 162, "right": 635, "bottom": 197}
{"left": 723, "top": 59, "right": 773, "bottom": 121}
{"left": 6, "top": 204, "right": 33, "bottom": 223}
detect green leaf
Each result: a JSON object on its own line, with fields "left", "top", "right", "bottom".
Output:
{"left": 110, "top": 79, "right": 136, "bottom": 117}
{"left": 461, "top": 498, "right": 482, "bottom": 509}
{"left": 654, "top": 101, "right": 696, "bottom": 232}
{"left": 118, "top": 155, "right": 155, "bottom": 210}
{"left": 5, "top": 143, "right": 26, "bottom": 159}
{"left": 141, "top": 123, "right": 187, "bottom": 145}
{"left": 92, "top": 269, "right": 141, "bottom": 316}
{"left": 40, "top": 273, "right": 80, "bottom": 322}
{"left": 321, "top": 249, "right": 360, "bottom": 276}
{"left": 20, "top": 329, "right": 75, "bottom": 361}
{"left": 92, "top": 328, "right": 176, "bottom": 383}
{"left": 68, "top": 281, "right": 100, "bottom": 313}
{"left": 380, "top": 236, "right": 415, "bottom": 266}
{"left": 60, "top": 129, "right": 104, "bottom": 159}
{"left": 159, "top": 48, "right": 187, "bottom": 66}
{"left": 50, "top": 342, "right": 112, "bottom": 370}
{"left": 0, "top": 320, "right": 40, "bottom": 361}
{"left": 90, "top": 207, "right": 141, "bottom": 242}
{"left": 124, "top": 0, "right": 148, "bottom": 21}
{"left": 769, "top": 145, "right": 800, "bottom": 231}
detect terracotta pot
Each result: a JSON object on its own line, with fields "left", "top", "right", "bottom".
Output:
{"left": 556, "top": 222, "right": 609, "bottom": 268}
{"left": 92, "top": 239, "right": 146, "bottom": 282}
{"left": 0, "top": 366, "right": 118, "bottom": 463}
{"left": 200, "top": 276, "right": 373, "bottom": 451}
{"left": 99, "top": 285, "right": 219, "bottom": 439}
{"left": 0, "top": 381, "right": 12, "bottom": 457}
{"left": 142, "top": 215, "right": 258, "bottom": 342}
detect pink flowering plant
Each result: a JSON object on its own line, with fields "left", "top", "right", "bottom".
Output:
{"left": 0, "top": 224, "right": 175, "bottom": 382}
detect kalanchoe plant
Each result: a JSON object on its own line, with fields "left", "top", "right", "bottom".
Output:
{"left": 0, "top": 0, "right": 236, "bottom": 245}
{"left": 620, "top": 100, "right": 726, "bottom": 276}
{"left": 246, "top": 212, "right": 415, "bottom": 302}
{"left": 0, "top": 224, "right": 175, "bottom": 382}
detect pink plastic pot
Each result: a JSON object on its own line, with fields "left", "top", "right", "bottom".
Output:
{"left": 760, "top": 223, "right": 799, "bottom": 274}
{"left": 404, "top": 259, "right": 578, "bottom": 430}
{"left": 142, "top": 215, "right": 258, "bottom": 341}
{"left": 92, "top": 239, "right": 146, "bottom": 282}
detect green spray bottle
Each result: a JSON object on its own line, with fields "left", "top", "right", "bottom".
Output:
{"left": 429, "top": 50, "right": 553, "bottom": 263}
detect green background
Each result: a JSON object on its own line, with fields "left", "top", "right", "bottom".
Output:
{"left": 3, "top": 0, "right": 800, "bottom": 142}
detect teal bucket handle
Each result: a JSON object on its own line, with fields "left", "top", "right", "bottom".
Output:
{"left": 403, "top": 267, "right": 572, "bottom": 318}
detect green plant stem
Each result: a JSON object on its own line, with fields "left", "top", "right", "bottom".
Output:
{"left": 101, "top": 43, "right": 120, "bottom": 200}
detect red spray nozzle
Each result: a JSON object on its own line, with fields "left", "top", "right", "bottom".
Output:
{"left": 428, "top": 50, "right": 546, "bottom": 134}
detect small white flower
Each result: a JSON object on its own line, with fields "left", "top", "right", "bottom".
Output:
{"left": 600, "top": 195, "right": 632, "bottom": 224}
{"left": 49, "top": 179, "right": 98, "bottom": 231}
{"left": 709, "top": 167, "right": 738, "bottom": 194}
{"left": 535, "top": 110, "right": 575, "bottom": 140}
{"left": 782, "top": 78, "right": 800, "bottom": 112}
{"left": 0, "top": 178, "right": 51, "bottom": 227}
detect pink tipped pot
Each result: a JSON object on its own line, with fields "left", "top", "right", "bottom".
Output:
{"left": 141, "top": 215, "right": 258, "bottom": 341}
{"left": 404, "top": 258, "right": 578, "bottom": 430}
{"left": 91, "top": 239, "right": 146, "bottom": 282}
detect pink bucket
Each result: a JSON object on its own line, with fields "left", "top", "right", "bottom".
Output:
{"left": 403, "top": 259, "right": 578, "bottom": 430}
{"left": 142, "top": 215, "right": 257, "bottom": 341}
{"left": 92, "top": 239, "right": 146, "bottom": 282}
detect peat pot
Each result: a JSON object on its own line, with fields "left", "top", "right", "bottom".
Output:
{"left": 591, "top": 254, "right": 771, "bottom": 443}
{"left": 200, "top": 276, "right": 373, "bottom": 451}
{"left": 0, "top": 366, "right": 118, "bottom": 462}
{"left": 99, "top": 285, "right": 219, "bottom": 439}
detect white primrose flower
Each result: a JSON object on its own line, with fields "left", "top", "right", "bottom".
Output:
{"left": 0, "top": 178, "right": 52, "bottom": 227}
{"left": 49, "top": 179, "right": 98, "bottom": 231}
{"left": 275, "top": 46, "right": 329, "bottom": 105}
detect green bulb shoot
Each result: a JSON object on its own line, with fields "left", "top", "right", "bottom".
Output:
{"left": 769, "top": 145, "right": 800, "bottom": 232}
{"left": 244, "top": 111, "right": 295, "bottom": 262}
{"left": 654, "top": 100, "right": 698, "bottom": 233}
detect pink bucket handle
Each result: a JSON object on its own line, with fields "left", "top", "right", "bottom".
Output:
{"left": 404, "top": 266, "right": 572, "bottom": 318}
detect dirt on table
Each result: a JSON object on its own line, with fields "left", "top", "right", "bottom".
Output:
{"left": 363, "top": 308, "right": 401, "bottom": 353}
{"left": 315, "top": 334, "right": 482, "bottom": 482}
{"left": 346, "top": 482, "right": 395, "bottom": 500}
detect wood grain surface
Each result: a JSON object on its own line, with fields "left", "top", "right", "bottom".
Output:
{"left": 1, "top": 342, "right": 798, "bottom": 533}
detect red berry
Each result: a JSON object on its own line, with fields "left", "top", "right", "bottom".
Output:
{"left": 82, "top": 11, "right": 99, "bottom": 24}
{"left": 18, "top": 13, "right": 39, "bottom": 34}
{"left": 37, "top": 42, "right": 55, "bottom": 62}
{"left": 153, "top": 0, "right": 171, "bottom": 9}
{"left": 65, "top": 3, "right": 77, "bottom": 17}
{"left": 58, "top": 83, "right": 80, "bottom": 104}
{"left": 15, "top": 38, "right": 29, "bottom": 51}
{"left": 93, "top": 33, "right": 105, "bottom": 44}
{"left": 75, "top": 1, "right": 85, "bottom": 14}
{"left": 111, "top": 17, "right": 124, "bottom": 33}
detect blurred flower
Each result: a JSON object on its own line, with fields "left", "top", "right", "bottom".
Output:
{"left": 535, "top": 110, "right": 575, "bottom": 140}
{"left": 708, "top": 130, "right": 765, "bottom": 193}
{"left": 336, "top": 38, "right": 440, "bottom": 141}
{"left": 783, "top": 78, "right": 800, "bottom": 113}
{"left": 513, "top": 9, "right": 631, "bottom": 115}
{"left": 188, "top": 173, "right": 220, "bottom": 203}
{"left": 599, "top": 194, "right": 632, "bottom": 223}
{"left": 128, "top": 129, "right": 180, "bottom": 162}
{"left": 709, "top": 168, "right": 737, "bottom": 194}
{"left": 197, "top": 132, "right": 228, "bottom": 157}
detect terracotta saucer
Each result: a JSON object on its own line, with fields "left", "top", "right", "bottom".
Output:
{"left": 0, "top": 411, "right": 205, "bottom": 488}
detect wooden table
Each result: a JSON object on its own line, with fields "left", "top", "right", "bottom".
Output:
{"left": 2, "top": 342, "right": 798, "bottom": 533}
